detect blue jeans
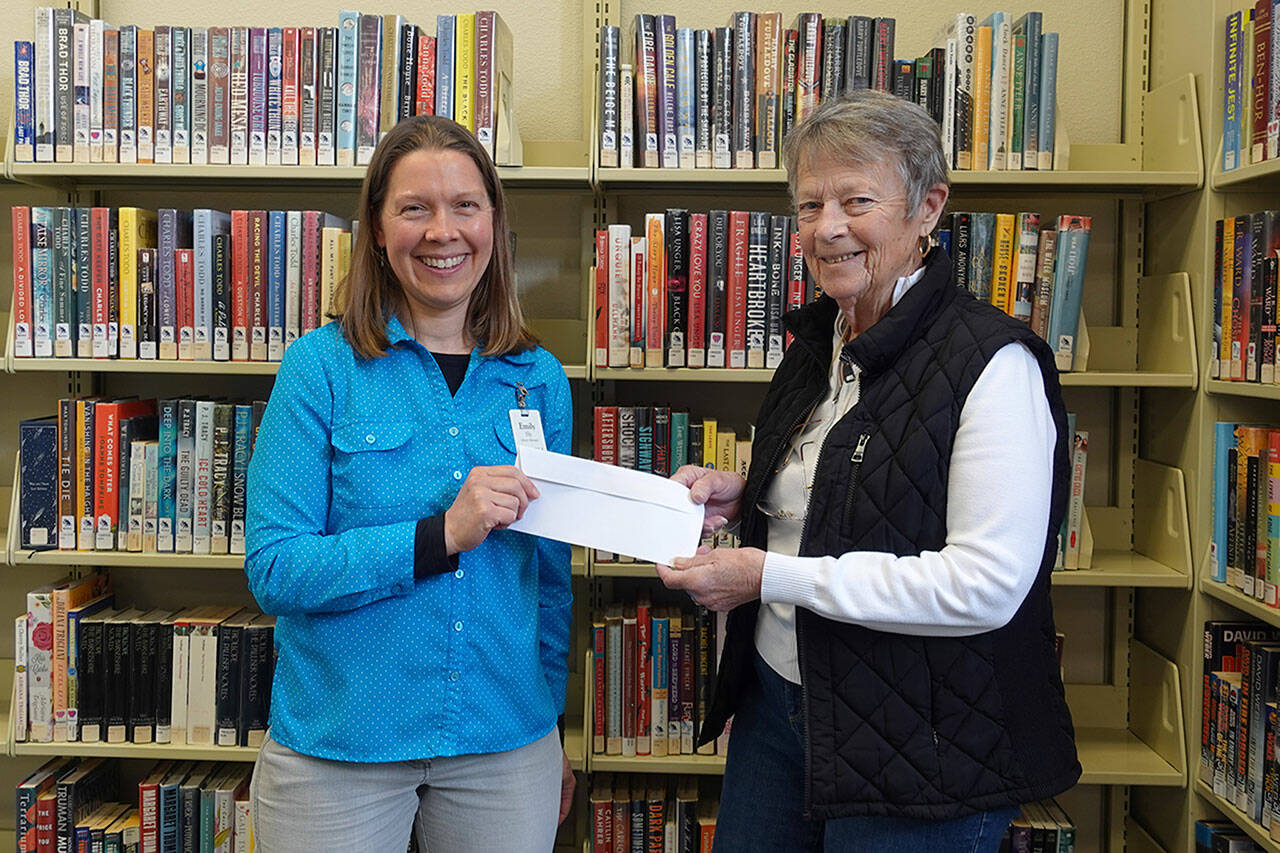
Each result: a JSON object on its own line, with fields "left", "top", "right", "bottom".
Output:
{"left": 715, "top": 650, "right": 1020, "bottom": 853}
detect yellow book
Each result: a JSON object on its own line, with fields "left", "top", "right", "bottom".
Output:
{"left": 1221, "top": 217, "right": 1236, "bottom": 378}
{"left": 735, "top": 440, "right": 752, "bottom": 480}
{"left": 701, "top": 418, "right": 717, "bottom": 468}
{"left": 645, "top": 213, "right": 665, "bottom": 367}
{"left": 454, "top": 13, "right": 476, "bottom": 132}
{"left": 972, "top": 26, "right": 992, "bottom": 172}
{"left": 380, "top": 15, "right": 402, "bottom": 141}
{"left": 990, "top": 213, "right": 1016, "bottom": 315}
{"left": 117, "top": 207, "right": 158, "bottom": 359}
{"left": 136, "top": 29, "right": 155, "bottom": 164}
{"left": 717, "top": 430, "right": 736, "bottom": 478}
{"left": 320, "top": 226, "right": 350, "bottom": 322}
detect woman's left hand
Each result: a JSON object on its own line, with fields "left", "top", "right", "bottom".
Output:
{"left": 558, "top": 749, "right": 575, "bottom": 824}
{"left": 655, "top": 546, "right": 766, "bottom": 612}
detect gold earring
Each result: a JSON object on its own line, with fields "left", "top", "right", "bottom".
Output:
{"left": 919, "top": 235, "right": 931, "bottom": 258}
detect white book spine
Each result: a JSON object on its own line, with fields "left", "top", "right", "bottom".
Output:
{"left": 234, "top": 800, "right": 252, "bottom": 853}
{"left": 191, "top": 28, "right": 209, "bottom": 164}
{"left": 14, "top": 615, "right": 28, "bottom": 743}
{"left": 989, "top": 18, "right": 1010, "bottom": 170}
{"left": 193, "top": 402, "right": 215, "bottom": 554}
{"left": 26, "top": 592, "right": 53, "bottom": 743}
{"left": 128, "top": 440, "right": 147, "bottom": 551}
{"left": 34, "top": 8, "right": 55, "bottom": 162}
{"left": 620, "top": 64, "right": 634, "bottom": 169}
{"left": 171, "top": 624, "right": 190, "bottom": 744}
{"left": 155, "top": 31, "right": 172, "bottom": 164}
{"left": 285, "top": 211, "right": 303, "bottom": 353}
{"left": 186, "top": 623, "right": 217, "bottom": 745}
{"left": 89, "top": 20, "right": 104, "bottom": 162}
{"left": 1063, "top": 430, "right": 1088, "bottom": 570}
{"left": 73, "top": 22, "right": 90, "bottom": 161}
{"left": 942, "top": 37, "right": 957, "bottom": 169}
{"left": 230, "top": 28, "right": 249, "bottom": 165}
{"left": 144, "top": 442, "right": 159, "bottom": 552}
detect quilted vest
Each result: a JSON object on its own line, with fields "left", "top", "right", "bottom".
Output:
{"left": 700, "top": 248, "right": 1081, "bottom": 821}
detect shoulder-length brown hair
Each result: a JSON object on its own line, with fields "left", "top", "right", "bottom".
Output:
{"left": 337, "top": 115, "right": 537, "bottom": 358}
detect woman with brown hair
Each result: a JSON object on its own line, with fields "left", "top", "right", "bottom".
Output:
{"left": 246, "top": 116, "right": 574, "bottom": 852}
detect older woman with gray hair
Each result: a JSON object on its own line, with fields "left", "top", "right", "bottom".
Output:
{"left": 657, "top": 90, "right": 1080, "bottom": 850}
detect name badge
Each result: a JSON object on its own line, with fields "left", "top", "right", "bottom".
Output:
{"left": 509, "top": 409, "right": 547, "bottom": 451}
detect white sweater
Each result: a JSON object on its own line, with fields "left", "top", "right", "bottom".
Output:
{"left": 755, "top": 271, "right": 1057, "bottom": 684}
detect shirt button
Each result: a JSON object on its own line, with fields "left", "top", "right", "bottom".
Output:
{"left": 449, "top": 671, "right": 460, "bottom": 682}
{"left": 454, "top": 569, "right": 465, "bottom": 579}
{"left": 365, "top": 434, "right": 375, "bottom": 444}
{"left": 449, "top": 426, "right": 459, "bottom": 436}
{"left": 453, "top": 470, "right": 462, "bottom": 480}
{"left": 453, "top": 620, "right": 463, "bottom": 632}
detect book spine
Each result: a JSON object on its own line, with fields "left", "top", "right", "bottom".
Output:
{"left": 676, "top": 27, "right": 696, "bottom": 169}
{"left": 711, "top": 27, "right": 732, "bottom": 168}
{"left": 14, "top": 616, "right": 27, "bottom": 743}
{"left": 228, "top": 27, "right": 249, "bottom": 165}
{"left": 13, "top": 206, "right": 33, "bottom": 357}
{"left": 1030, "top": 227, "right": 1058, "bottom": 341}
{"left": 635, "top": 16, "right": 659, "bottom": 168}
{"left": 298, "top": 28, "right": 317, "bottom": 165}
{"left": 135, "top": 28, "right": 155, "bottom": 164}
{"left": 621, "top": 610, "right": 637, "bottom": 756}
{"left": 52, "top": 206, "right": 73, "bottom": 358}
{"left": 727, "top": 211, "right": 749, "bottom": 367}
{"left": 231, "top": 406, "right": 251, "bottom": 555}
{"left": 247, "top": 28, "right": 267, "bottom": 165}
{"left": 796, "top": 14, "right": 821, "bottom": 123}
{"left": 766, "top": 215, "right": 788, "bottom": 368}
{"left": 1047, "top": 216, "right": 1091, "bottom": 371}
{"left": 281, "top": 28, "right": 299, "bottom": 165}
{"left": 317, "top": 28, "right": 337, "bottom": 166}
{"left": 635, "top": 600, "right": 651, "bottom": 755}
{"left": 787, "top": 226, "right": 805, "bottom": 346}
{"left": 53, "top": 10, "right": 74, "bottom": 162}
{"left": 654, "top": 15, "right": 677, "bottom": 168}
{"left": 138, "top": 248, "right": 158, "bottom": 359}
{"left": 645, "top": 215, "right": 665, "bottom": 366}
{"left": 176, "top": 249, "right": 194, "bottom": 361}
{"left": 475, "top": 15, "right": 494, "bottom": 155}
{"left": 688, "top": 213, "right": 708, "bottom": 367}
{"left": 434, "top": 15, "right": 454, "bottom": 121}
{"left": 31, "top": 209, "right": 54, "bottom": 358}
{"left": 1037, "top": 33, "right": 1058, "bottom": 171}
{"left": 154, "top": 27, "right": 171, "bottom": 164}
{"left": 209, "top": 28, "right": 230, "bottom": 165}
{"left": 266, "top": 210, "right": 286, "bottom": 361}
{"left": 210, "top": 405, "right": 233, "bottom": 554}
{"left": 158, "top": 400, "right": 177, "bottom": 553}
{"left": 745, "top": 211, "right": 769, "bottom": 368}
{"left": 730, "top": 12, "right": 755, "bottom": 169}
{"left": 415, "top": 32, "right": 436, "bottom": 117}
{"left": 355, "top": 14, "right": 382, "bottom": 164}
{"left": 171, "top": 27, "right": 190, "bottom": 164}
{"left": 665, "top": 209, "right": 689, "bottom": 367}
{"left": 594, "top": 230, "right": 608, "bottom": 366}
{"left": 231, "top": 211, "right": 250, "bottom": 360}
{"left": 74, "top": 209, "right": 93, "bottom": 357}
{"left": 193, "top": 401, "right": 214, "bottom": 554}
{"left": 215, "top": 622, "right": 242, "bottom": 746}
{"left": 15, "top": 41, "right": 35, "bottom": 162}
{"left": 695, "top": 30, "right": 713, "bottom": 168}
{"left": 630, "top": 237, "right": 647, "bottom": 366}
{"left": 128, "top": 440, "right": 146, "bottom": 551}
{"left": 398, "top": 25, "right": 419, "bottom": 123}
{"left": 285, "top": 211, "right": 303, "bottom": 352}
{"left": 755, "top": 14, "right": 781, "bottom": 169}
{"left": 265, "top": 28, "right": 282, "bottom": 166}
{"left": 708, "top": 210, "right": 728, "bottom": 366}
{"left": 176, "top": 401, "right": 195, "bottom": 553}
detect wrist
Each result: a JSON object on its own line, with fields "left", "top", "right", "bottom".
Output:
{"left": 443, "top": 510, "right": 460, "bottom": 556}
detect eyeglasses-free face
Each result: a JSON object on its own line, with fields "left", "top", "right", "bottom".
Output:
{"left": 374, "top": 148, "right": 495, "bottom": 334}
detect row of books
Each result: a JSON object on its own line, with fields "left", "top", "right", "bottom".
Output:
{"left": 588, "top": 775, "right": 715, "bottom": 853}
{"left": 936, "top": 212, "right": 1093, "bottom": 372}
{"left": 18, "top": 573, "right": 275, "bottom": 749}
{"left": 1210, "top": 212, "right": 1280, "bottom": 384}
{"left": 10, "top": 206, "right": 353, "bottom": 363}
{"left": 1221, "top": 4, "right": 1279, "bottom": 172}
{"left": 1209, "top": 423, "right": 1280, "bottom": 604}
{"left": 1198, "top": 820, "right": 1267, "bottom": 852}
{"left": 592, "top": 595, "right": 725, "bottom": 758}
{"left": 1199, "top": 620, "right": 1280, "bottom": 836}
{"left": 597, "top": 11, "right": 1059, "bottom": 172}
{"left": 593, "top": 210, "right": 810, "bottom": 370}
{"left": 18, "top": 397, "right": 267, "bottom": 555}
{"left": 1000, "top": 800, "right": 1077, "bottom": 852}
{"left": 16, "top": 756, "right": 255, "bottom": 853}
{"left": 14, "top": 8, "right": 517, "bottom": 166}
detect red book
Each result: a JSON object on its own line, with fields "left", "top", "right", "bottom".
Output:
{"left": 12, "top": 206, "right": 33, "bottom": 358}
{"left": 301, "top": 211, "right": 322, "bottom": 334}
{"left": 138, "top": 761, "right": 169, "bottom": 853}
{"left": 90, "top": 208, "right": 110, "bottom": 358}
{"left": 594, "top": 405, "right": 618, "bottom": 564}
{"left": 786, "top": 228, "right": 805, "bottom": 348}
{"left": 591, "top": 783, "right": 613, "bottom": 853}
{"left": 1254, "top": 0, "right": 1271, "bottom": 164}
{"left": 93, "top": 398, "right": 157, "bottom": 550}
{"left": 415, "top": 33, "right": 436, "bottom": 116}
{"left": 622, "top": 606, "right": 637, "bottom": 755}
{"left": 249, "top": 210, "right": 268, "bottom": 360}
{"left": 281, "top": 28, "right": 300, "bottom": 165}
{"left": 35, "top": 791, "right": 56, "bottom": 852}
{"left": 631, "top": 237, "right": 646, "bottom": 365}
{"left": 687, "top": 213, "right": 707, "bottom": 367}
{"left": 636, "top": 592, "right": 651, "bottom": 755}
{"left": 230, "top": 210, "right": 250, "bottom": 360}
{"left": 175, "top": 249, "right": 194, "bottom": 360}
{"left": 595, "top": 230, "right": 608, "bottom": 367}
{"left": 727, "top": 210, "right": 750, "bottom": 368}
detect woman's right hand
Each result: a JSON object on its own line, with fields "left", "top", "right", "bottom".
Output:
{"left": 444, "top": 465, "right": 540, "bottom": 554}
{"left": 670, "top": 464, "right": 746, "bottom": 536}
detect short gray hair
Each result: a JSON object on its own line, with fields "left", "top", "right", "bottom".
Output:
{"left": 782, "top": 90, "right": 950, "bottom": 216}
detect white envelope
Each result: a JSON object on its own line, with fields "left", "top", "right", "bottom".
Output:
{"left": 508, "top": 447, "right": 705, "bottom": 565}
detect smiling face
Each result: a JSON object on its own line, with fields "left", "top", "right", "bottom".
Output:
{"left": 794, "top": 153, "right": 947, "bottom": 329}
{"left": 373, "top": 148, "right": 495, "bottom": 336}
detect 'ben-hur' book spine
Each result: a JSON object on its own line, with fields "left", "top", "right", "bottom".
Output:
{"left": 664, "top": 209, "right": 689, "bottom": 367}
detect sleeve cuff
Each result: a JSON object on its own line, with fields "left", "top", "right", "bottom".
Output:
{"left": 760, "top": 550, "right": 821, "bottom": 608}
{"left": 414, "top": 514, "right": 460, "bottom": 579}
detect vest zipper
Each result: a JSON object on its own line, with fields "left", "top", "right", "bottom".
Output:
{"left": 843, "top": 432, "right": 872, "bottom": 522}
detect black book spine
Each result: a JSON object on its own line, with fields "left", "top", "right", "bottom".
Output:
{"left": 711, "top": 27, "right": 733, "bottom": 168}
{"left": 139, "top": 248, "right": 159, "bottom": 353}
{"left": 215, "top": 622, "right": 243, "bottom": 746}
{"left": 892, "top": 59, "right": 915, "bottom": 101}
{"left": 629, "top": 790, "right": 646, "bottom": 851}
{"left": 730, "top": 12, "right": 755, "bottom": 168}
{"left": 847, "top": 16, "right": 873, "bottom": 90}
{"left": 617, "top": 407, "right": 637, "bottom": 470}
{"left": 696, "top": 605, "right": 715, "bottom": 741}
{"left": 398, "top": 25, "right": 417, "bottom": 124}
{"left": 239, "top": 624, "right": 269, "bottom": 746}
{"left": 652, "top": 407, "right": 671, "bottom": 478}
{"left": 872, "top": 18, "right": 895, "bottom": 92}
{"left": 318, "top": 28, "right": 337, "bottom": 161}
{"left": 105, "top": 620, "right": 130, "bottom": 742}
{"left": 599, "top": 26, "right": 620, "bottom": 167}
{"left": 210, "top": 403, "right": 233, "bottom": 552}
{"left": 56, "top": 777, "right": 75, "bottom": 853}
{"left": 79, "top": 618, "right": 105, "bottom": 741}
{"left": 129, "top": 619, "right": 158, "bottom": 743}
{"left": 1228, "top": 447, "right": 1239, "bottom": 579}
{"left": 746, "top": 211, "right": 769, "bottom": 368}
{"left": 664, "top": 209, "right": 689, "bottom": 367}
{"left": 251, "top": 400, "right": 267, "bottom": 453}
{"left": 952, "top": 212, "right": 972, "bottom": 294}
{"left": 688, "top": 423, "right": 704, "bottom": 465}
{"left": 766, "top": 216, "right": 788, "bottom": 368}
{"left": 155, "top": 620, "right": 174, "bottom": 742}
{"left": 781, "top": 30, "right": 798, "bottom": 142}
{"left": 180, "top": 785, "right": 199, "bottom": 853}
{"left": 74, "top": 207, "right": 91, "bottom": 355}
{"left": 708, "top": 210, "right": 729, "bottom": 366}
{"left": 1248, "top": 453, "right": 1261, "bottom": 593}
{"left": 1266, "top": 255, "right": 1279, "bottom": 380}
{"left": 820, "top": 21, "right": 843, "bottom": 103}
{"left": 212, "top": 232, "right": 231, "bottom": 359}
{"left": 694, "top": 29, "right": 712, "bottom": 167}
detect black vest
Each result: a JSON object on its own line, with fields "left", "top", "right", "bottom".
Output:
{"left": 701, "top": 249, "right": 1081, "bottom": 820}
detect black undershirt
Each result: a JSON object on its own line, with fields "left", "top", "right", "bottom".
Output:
{"left": 412, "top": 352, "right": 471, "bottom": 579}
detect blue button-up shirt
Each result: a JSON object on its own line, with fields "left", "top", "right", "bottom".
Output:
{"left": 246, "top": 316, "right": 573, "bottom": 761}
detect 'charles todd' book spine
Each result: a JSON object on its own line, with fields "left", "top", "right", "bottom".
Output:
{"left": 766, "top": 215, "right": 789, "bottom": 368}
{"left": 73, "top": 207, "right": 91, "bottom": 357}
{"left": 745, "top": 211, "right": 769, "bottom": 368}
{"left": 212, "top": 232, "right": 232, "bottom": 362}
{"left": 664, "top": 209, "right": 689, "bottom": 367}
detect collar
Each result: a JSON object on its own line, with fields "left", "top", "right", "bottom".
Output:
{"left": 387, "top": 313, "right": 540, "bottom": 367}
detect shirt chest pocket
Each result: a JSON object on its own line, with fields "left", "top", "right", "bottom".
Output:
{"left": 330, "top": 420, "right": 423, "bottom": 509}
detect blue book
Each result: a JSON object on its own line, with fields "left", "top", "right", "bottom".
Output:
{"left": 232, "top": 405, "right": 252, "bottom": 555}
{"left": 936, "top": 228, "right": 952, "bottom": 258}
{"left": 336, "top": 11, "right": 360, "bottom": 164}
{"left": 268, "top": 210, "right": 286, "bottom": 361}
{"left": 1046, "top": 216, "right": 1092, "bottom": 371}
{"left": 675, "top": 27, "right": 695, "bottom": 167}
{"left": 1225, "top": 11, "right": 1243, "bottom": 171}
{"left": 1212, "top": 422, "right": 1237, "bottom": 584}
{"left": 31, "top": 207, "right": 55, "bottom": 357}
{"left": 18, "top": 416, "right": 58, "bottom": 550}
{"left": 158, "top": 399, "right": 178, "bottom": 552}
{"left": 160, "top": 761, "right": 192, "bottom": 853}
{"left": 14, "top": 41, "right": 35, "bottom": 161}
{"left": 172, "top": 27, "right": 190, "bottom": 161}
{"left": 1016, "top": 12, "right": 1042, "bottom": 169}
{"left": 435, "top": 15, "right": 455, "bottom": 120}
{"left": 1037, "top": 32, "right": 1058, "bottom": 171}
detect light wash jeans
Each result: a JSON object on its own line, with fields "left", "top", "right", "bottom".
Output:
{"left": 250, "top": 728, "right": 562, "bottom": 852}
